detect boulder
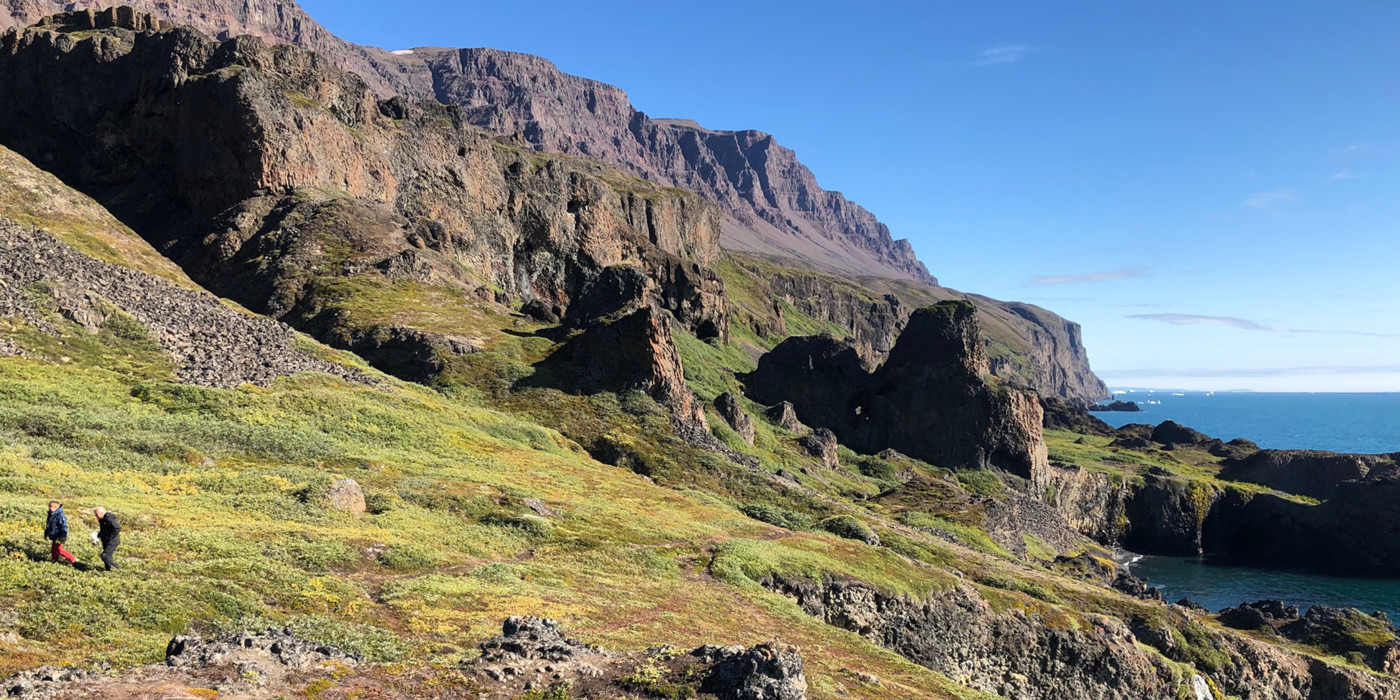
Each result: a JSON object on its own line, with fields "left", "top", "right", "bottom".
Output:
{"left": 715, "top": 392, "right": 756, "bottom": 446}
{"left": 702, "top": 642, "right": 808, "bottom": 700}
{"left": 324, "top": 478, "right": 366, "bottom": 514}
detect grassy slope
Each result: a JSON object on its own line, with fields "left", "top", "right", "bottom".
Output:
{"left": 0, "top": 318, "right": 998, "bottom": 700}
{"left": 0, "top": 146, "right": 194, "bottom": 288}
{"left": 1, "top": 142, "right": 1377, "bottom": 698}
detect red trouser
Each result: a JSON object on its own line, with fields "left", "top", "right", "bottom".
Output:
{"left": 50, "top": 539, "right": 76, "bottom": 564}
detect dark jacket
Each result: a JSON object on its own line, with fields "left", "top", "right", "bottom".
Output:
{"left": 44, "top": 507, "right": 69, "bottom": 541}
{"left": 97, "top": 512, "right": 121, "bottom": 545}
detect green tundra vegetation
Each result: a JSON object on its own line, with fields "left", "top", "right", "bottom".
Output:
{"left": 0, "top": 144, "right": 1383, "bottom": 698}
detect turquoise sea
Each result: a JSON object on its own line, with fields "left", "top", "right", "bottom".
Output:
{"left": 1097, "top": 390, "right": 1400, "bottom": 614}
{"left": 1094, "top": 390, "right": 1400, "bottom": 454}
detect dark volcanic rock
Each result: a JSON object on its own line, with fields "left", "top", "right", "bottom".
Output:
{"left": 799, "top": 428, "right": 840, "bottom": 469}
{"left": 1219, "top": 449, "right": 1400, "bottom": 500}
{"left": 1151, "top": 420, "right": 1212, "bottom": 446}
{"left": 1042, "top": 396, "right": 1113, "bottom": 435}
{"left": 464, "top": 616, "right": 810, "bottom": 700}
{"left": 1089, "top": 400, "right": 1141, "bottom": 412}
{"left": 562, "top": 305, "right": 707, "bottom": 434}
{"left": 703, "top": 643, "right": 808, "bottom": 700}
{"left": 1209, "top": 437, "right": 1260, "bottom": 461}
{"left": 166, "top": 628, "right": 359, "bottom": 669}
{"left": 477, "top": 616, "right": 596, "bottom": 663}
{"left": 0, "top": 11, "right": 728, "bottom": 388}
{"left": 767, "top": 401, "right": 808, "bottom": 434}
{"left": 715, "top": 391, "right": 756, "bottom": 446}
{"left": 748, "top": 301, "right": 1048, "bottom": 478}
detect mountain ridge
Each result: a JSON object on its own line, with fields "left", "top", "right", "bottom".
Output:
{"left": 1, "top": 0, "right": 932, "bottom": 284}
{"left": 0, "top": 0, "right": 1108, "bottom": 402}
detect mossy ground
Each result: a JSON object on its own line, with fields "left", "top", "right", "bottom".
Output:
{"left": 0, "top": 314, "right": 1014, "bottom": 699}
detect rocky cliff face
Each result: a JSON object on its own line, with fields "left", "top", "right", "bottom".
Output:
{"left": 0, "top": 0, "right": 1112, "bottom": 403}
{"left": 766, "top": 574, "right": 1400, "bottom": 700}
{"left": 1043, "top": 432, "right": 1400, "bottom": 576}
{"left": 0, "top": 11, "right": 727, "bottom": 384}
{"left": 727, "top": 255, "right": 1110, "bottom": 402}
{"left": 416, "top": 47, "right": 936, "bottom": 285}
{"left": 0, "top": 0, "right": 438, "bottom": 99}
{"left": 748, "top": 301, "right": 1048, "bottom": 477}
{"left": 0, "top": 0, "right": 933, "bottom": 286}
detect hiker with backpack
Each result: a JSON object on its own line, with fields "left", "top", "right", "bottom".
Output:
{"left": 44, "top": 501, "right": 78, "bottom": 565}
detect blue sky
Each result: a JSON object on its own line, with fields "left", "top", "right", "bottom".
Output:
{"left": 300, "top": 0, "right": 1400, "bottom": 392}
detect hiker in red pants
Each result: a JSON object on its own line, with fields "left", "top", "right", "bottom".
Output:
{"left": 44, "top": 501, "right": 78, "bottom": 565}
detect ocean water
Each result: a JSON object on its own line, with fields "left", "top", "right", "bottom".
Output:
{"left": 1094, "top": 390, "right": 1400, "bottom": 454}
{"left": 1128, "top": 555, "right": 1400, "bottom": 619}
{"left": 1096, "top": 390, "right": 1400, "bottom": 613}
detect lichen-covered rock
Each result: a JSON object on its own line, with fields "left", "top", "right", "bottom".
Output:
{"left": 703, "top": 642, "right": 808, "bottom": 700}
{"left": 325, "top": 477, "right": 366, "bottom": 514}
{"left": 166, "top": 628, "right": 359, "bottom": 670}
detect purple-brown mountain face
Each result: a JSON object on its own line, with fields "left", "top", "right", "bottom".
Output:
{"left": 0, "top": 0, "right": 438, "bottom": 98}
{"left": 0, "top": 0, "right": 932, "bottom": 285}
{"left": 415, "top": 47, "right": 935, "bottom": 284}
{"left": 0, "top": 0, "right": 1108, "bottom": 402}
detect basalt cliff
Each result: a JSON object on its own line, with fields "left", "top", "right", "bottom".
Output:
{"left": 0, "top": 0, "right": 1108, "bottom": 404}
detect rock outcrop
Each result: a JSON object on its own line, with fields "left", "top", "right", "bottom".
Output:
{"left": 562, "top": 304, "right": 709, "bottom": 435}
{"left": 1220, "top": 450, "right": 1400, "bottom": 501}
{"left": 764, "top": 574, "right": 1400, "bottom": 700}
{"left": 730, "top": 256, "right": 1111, "bottom": 402}
{"left": 715, "top": 391, "right": 756, "bottom": 446}
{"left": 748, "top": 301, "right": 1048, "bottom": 477}
{"left": 1043, "top": 434, "right": 1400, "bottom": 575}
{"left": 1041, "top": 396, "right": 1114, "bottom": 435}
{"left": 464, "top": 616, "right": 809, "bottom": 700}
{"left": 0, "top": 11, "right": 728, "bottom": 388}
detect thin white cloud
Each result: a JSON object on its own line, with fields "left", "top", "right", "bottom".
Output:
{"left": 1131, "top": 313, "right": 1278, "bottom": 332}
{"left": 973, "top": 45, "right": 1034, "bottom": 66}
{"left": 1130, "top": 313, "right": 1395, "bottom": 338}
{"left": 1244, "top": 187, "right": 1296, "bottom": 213}
{"left": 1330, "top": 144, "right": 1366, "bottom": 155}
{"left": 1029, "top": 266, "right": 1146, "bottom": 286}
{"left": 1331, "top": 168, "right": 1364, "bottom": 181}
